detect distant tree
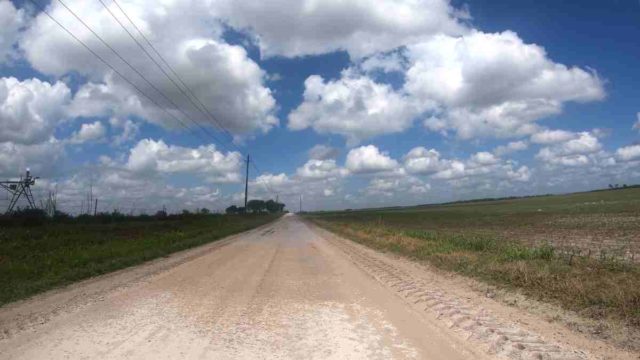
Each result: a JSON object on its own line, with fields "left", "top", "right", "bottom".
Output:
{"left": 155, "top": 209, "right": 168, "bottom": 218}
{"left": 53, "top": 210, "right": 72, "bottom": 220}
{"left": 10, "top": 208, "right": 48, "bottom": 226}
{"left": 609, "top": 184, "right": 614, "bottom": 189}
{"left": 225, "top": 205, "right": 238, "bottom": 215}
{"left": 623, "top": 184, "right": 628, "bottom": 188}
{"left": 615, "top": 184, "right": 620, "bottom": 188}
{"left": 237, "top": 206, "right": 246, "bottom": 214}
{"left": 200, "top": 208, "right": 210, "bottom": 215}
{"left": 265, "top": 199, "right": 276, "bottom": 213}
{"left": 247, "top": 199, "right": 266, "bottom": 213}
{"left": 265, "top": 199, "right": 285, "bottom": 213}
{"left": 182, "top": 209, "right": 191, "bottom": 215}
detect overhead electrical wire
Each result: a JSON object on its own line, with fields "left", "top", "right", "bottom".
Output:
{"left": 105, "top": 0, "right": 279, "bottom": 197}
{"left": 54, "top": 0, "right": 231, "bottom": 151}
{"left": 98, "top": 0, "right": 278, "bottom": 197}
{"left": 25, "top": 0, "right": 279, "bottom": 200}
{"left": 107, "top": 0, "right": 282, "bottom": 200}
{"left": 97, "top": 0, "right": 227, "bottom": 135}
{"left": 110, "top": 0, "right": 239, "bottom": 144}
{"left": 23, "top": 0, "right": 209, "bottom": 143}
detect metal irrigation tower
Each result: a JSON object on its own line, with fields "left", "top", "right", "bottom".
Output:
{"left": 0, "top": 170, "right": 39, "bottom": 214}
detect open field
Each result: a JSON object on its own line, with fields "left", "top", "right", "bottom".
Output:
{"left": 0, "top": 213, "right": 280, "bottom": 306}
{"left": 304, "top": 188, "right": 640, "bottom": 334}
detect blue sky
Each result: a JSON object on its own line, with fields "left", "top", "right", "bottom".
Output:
{"left": 0, "top": 0, "right": 639, "bottom": 213}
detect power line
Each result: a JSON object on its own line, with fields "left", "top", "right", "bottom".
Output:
{"left": 107, "top": 0, "right": 282, "bottom": 199}
{"left": 55, "top": 0, "right": 230, "bottom": 150}
{"left": 97, "top": 0, "right": 227, "bottom": 137}
{"left": 109, "top": 0, "right": 241, "bottom": 147}
{"left": 93, "top": 0, "right": 279, "bottom": 199}
{"left": 24, "top": 0, "right": 209, "bottom": 143}
{"left": 26, "top": 0, "right": 279, "bottom": 201}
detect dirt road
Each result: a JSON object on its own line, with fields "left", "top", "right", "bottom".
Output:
{"left": 0, "top": 215, "right": 628, "bottom": 359}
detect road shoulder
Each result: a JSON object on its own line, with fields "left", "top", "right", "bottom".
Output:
{"left": 306, "top": 220, "right": 637, "bottom": 360}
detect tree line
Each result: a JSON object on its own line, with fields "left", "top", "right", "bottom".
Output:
{"left": 225, "top": 199, "right": 286, "bottom": 215}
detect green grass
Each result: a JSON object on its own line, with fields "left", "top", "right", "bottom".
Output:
{"left": 305, "top": 188, "right": 640, "bottom": 328}
{"left": 0, "top": 214, "right": 280, "bottom": 306}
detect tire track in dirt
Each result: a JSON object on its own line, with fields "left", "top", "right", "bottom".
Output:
{"left": 325, "top": 234, "right": 590, "bottom": 360}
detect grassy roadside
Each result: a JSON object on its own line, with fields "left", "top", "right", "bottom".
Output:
{"left": 303, "top": 189, "right": 640, "bottom": 333}
{"left": 0, "top": 213, "right": 280, "bottom": 306}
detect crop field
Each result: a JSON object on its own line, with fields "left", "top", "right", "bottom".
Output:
{"left": 304, "top": 188, "right": 640, "bottom": 331}
{"left": 0, "top": 213, "right": 280, "bottom": 306}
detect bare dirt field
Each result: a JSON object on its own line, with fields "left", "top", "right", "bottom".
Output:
{"left": 0, "top": 215, "right": 635, "bottom": 359}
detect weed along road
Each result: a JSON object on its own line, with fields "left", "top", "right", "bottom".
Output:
{"left": 0, "top": 215, "right": 625, "bottom": 359}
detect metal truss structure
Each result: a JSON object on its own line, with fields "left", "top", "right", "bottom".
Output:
{"left": 0, "top": 170, "right": 39, "bottom": 214}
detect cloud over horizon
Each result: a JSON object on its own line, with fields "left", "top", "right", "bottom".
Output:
{"left": 0, "top": 0, "right": 637, "bottom": 213}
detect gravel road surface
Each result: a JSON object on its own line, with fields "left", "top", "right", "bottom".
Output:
{"left": 0, "top": 215, "right": 630, "bottom": 359}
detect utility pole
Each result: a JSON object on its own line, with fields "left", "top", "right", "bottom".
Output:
{"left": 88, "top": 176, "right": 93, "bottom": 216}
{"left": 244, "top": 154, "right": 250, "bottom": 212}
{"left": 299, "top": 194, "right": 302, "bottom": 213}
{"left": 94, "top": 198, "right": 98, "bottom": 216}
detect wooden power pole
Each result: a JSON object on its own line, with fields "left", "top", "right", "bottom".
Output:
{"left": 244, "top": 154, "right": 250, "bottom": 212}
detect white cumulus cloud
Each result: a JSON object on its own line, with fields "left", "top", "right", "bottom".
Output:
{"left": 536, "top": 132, "right": 602, "bottom": 167}
{"left": 404, "top": 31, "right": 605, "bottom": 139}
{"left": 469, "top": 151, "right": 500, "bottom": 166}
{"left": 0, "top": 139, "right": 65, "bottom": 178}
{"left": 0, "top": 77, "right": 71, "bottom": 144}
{"left": 125, "top": 139, "right": 243, "bottom": 183}
{"left": 109, "top": 117, "right": 140, "bottom": 146}
{"left": 214, "top": 0, "right": 467, "bottom": 58}
{"left": 360, "top": 51, "right": 408, "bottom": 73}
{"left": 288, "top": 73, "right": 419, "bottom": 144}
{"left": 69, "top": 121, "right": 107, "bottom": 144}
{"left": 308, "top": 144, "right": 340, "bottom": 160}
{"left": 616, "top": 144, "right": 640, "bottom": 162}
{"left": 21, "top": 0, "right": 277, "bottom": 135}
{"left": 0, "top": 1, "right": 26, "bottom": 63}
{"left": 403, "top": 147, "right": 531, "bottom": 185}
{"left": 296, "top": 159, "right": 346, "bottom": 180}
{"left": 493, "top": 140, "right": 528, "bottom": 156}
{"left": 530, "top": 129, "right": 577, "bottom": 144}
{"left": 365, "top": 176, "right": 430, "bottom": 197}
{"left": 345, "top": 145, "right": 398, "bottom": 174}
{"left": 403, "top": 147, "right": 446, "bottom": 175}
